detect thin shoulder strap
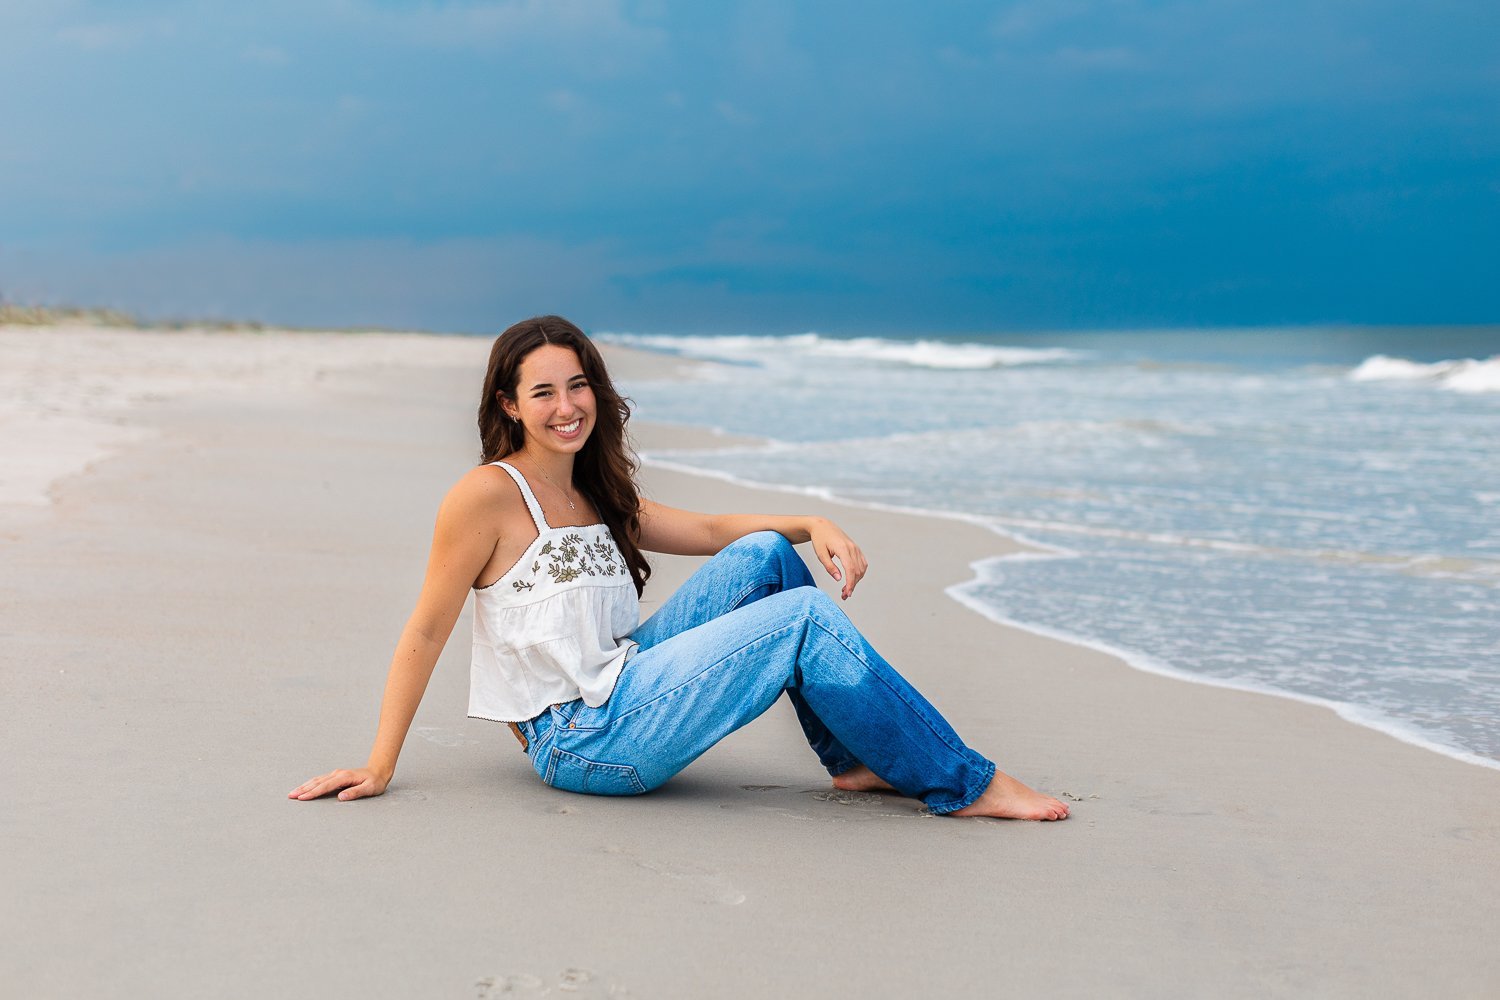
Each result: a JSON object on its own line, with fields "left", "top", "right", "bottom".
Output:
{"left": 492, "top": 461, "right": 550, "bottom": 532}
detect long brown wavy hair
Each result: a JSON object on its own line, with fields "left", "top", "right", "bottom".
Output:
{"left": 478, "top": 316, "right": 650, "bottom": 597}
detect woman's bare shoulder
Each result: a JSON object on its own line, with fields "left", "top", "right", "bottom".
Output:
{"left": 440, "top": 463, "right": 525, "bottom": 520}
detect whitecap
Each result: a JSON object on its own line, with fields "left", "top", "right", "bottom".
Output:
{"left": 802, "top": 336, "right": 1080, "bottom": 369}
{"left": 1348, "top": 354, "right": 1500, "bottom": 393}
{"left": 1348, "top": 354, "right": 1452, "bottom": 382}
{"left": 1442, "top": 356, "right": 1500, "bottom": 394}
{"left": 599, "top": 330, "right": 1086, "bottom": 370}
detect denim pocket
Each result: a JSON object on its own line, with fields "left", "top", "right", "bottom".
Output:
{"left": 543, "top": 747, "right": 647, "bottom": 796}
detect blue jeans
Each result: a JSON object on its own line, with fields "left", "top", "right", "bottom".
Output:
{"left": 514, "top": 532, "right": 997, "bottom": 814}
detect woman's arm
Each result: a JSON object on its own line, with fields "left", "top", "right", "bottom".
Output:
{"left": 288, "top": 471, "right": 505, "bottom": 801}
{"left": 637, "top": 500, "right": 869, "bottom": 599}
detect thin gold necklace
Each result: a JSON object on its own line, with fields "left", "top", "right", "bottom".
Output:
{"left": 527, "top": 457, "right": 578, "bottom": 512}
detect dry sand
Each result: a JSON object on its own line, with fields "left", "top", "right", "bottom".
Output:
{"left": 2, "top": 325, "right": 1498, "bottom": 999}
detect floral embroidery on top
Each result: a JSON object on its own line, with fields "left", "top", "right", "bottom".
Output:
{"left": 512, "top": 531, "right": 625, "bottom": 591}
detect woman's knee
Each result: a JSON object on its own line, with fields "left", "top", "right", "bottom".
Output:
{"left": 725, "top": 530, "right": 793, "bottom": 560}
{"left": 724, "top": 531, "right": 811, "bottom": 583}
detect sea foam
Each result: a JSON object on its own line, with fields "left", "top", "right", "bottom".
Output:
{"left": 600, "top": 331, "right": 1083, "bottom": 370}
{"left": 1349, "top": 354, "right": 1500, "bottom": 393}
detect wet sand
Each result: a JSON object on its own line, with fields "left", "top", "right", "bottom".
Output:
{"left": 3, "top": 325, "right": 1498, "bottom": 998}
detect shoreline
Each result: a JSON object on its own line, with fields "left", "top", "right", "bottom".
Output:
{"left": 948, "top": 555, "right": 1500, "bottom": 773}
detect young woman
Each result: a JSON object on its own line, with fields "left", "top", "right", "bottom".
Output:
{"left": 290, "top": 316, "right": 1069, "bottom": 820}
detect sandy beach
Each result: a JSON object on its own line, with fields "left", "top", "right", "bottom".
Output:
{"left": 3, "top": 324, "right": 1498, "bottom": 999}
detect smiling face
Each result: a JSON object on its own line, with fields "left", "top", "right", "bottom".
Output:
{"left": 501, "top": 344, "right": 596, "bottom": 458}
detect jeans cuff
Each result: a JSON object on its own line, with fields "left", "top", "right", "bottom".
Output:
{"left": 922, "top": 757, "right": 997, "bottom": 815}
{"left": 824, "top": 758, "right": 861, "bottom": 778}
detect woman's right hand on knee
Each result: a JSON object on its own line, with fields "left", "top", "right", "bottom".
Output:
{"left": 287, "top": 767, "right": 389, "bottom": 802}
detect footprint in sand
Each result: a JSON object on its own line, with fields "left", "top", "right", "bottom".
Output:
{"left": 475, "top": 972, "right": 544, "bottom": 997}
{"left": 810, "top": 788, "right": 927, "bottom": 819}
{"left": 475, "top": 968, "right": 630, "bottom": 998}
{"left": 807, "top": 789, "right": 883, "bottom": 805}
{"left": 600, "top": 845, "right": 746, "bottom": 905}
{"left": 413, "top": 726, "right": 478, "bottom": 748}
{"left": 736, "top": 787, "right": 925, "bottom": 821}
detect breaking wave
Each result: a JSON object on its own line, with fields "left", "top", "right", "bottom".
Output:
{"left": 599, "top": 331, "right": 1086, "bottom": 370}
{"left": 1349, "top": 354, "right": 1500, "bottom": 393}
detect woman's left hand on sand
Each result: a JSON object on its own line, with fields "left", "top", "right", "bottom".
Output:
{"left": 288, "top": 767, "right": 389, "bottom": 802}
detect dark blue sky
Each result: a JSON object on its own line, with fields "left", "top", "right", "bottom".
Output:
{"left": 2, "top": 1, "right": 1496, "bottom": 333}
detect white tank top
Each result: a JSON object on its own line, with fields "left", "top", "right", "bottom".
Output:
{"left": 467, "top": 461, "right": 640, "bottom": 723}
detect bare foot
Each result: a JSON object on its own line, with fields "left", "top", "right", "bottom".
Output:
{"left": 831, "top": 764, "right": 895, "bottom": 793}
{"left": 950, "top": 771, "right": 1070, "bottom": 821}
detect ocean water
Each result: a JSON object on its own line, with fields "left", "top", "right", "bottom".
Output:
{"left": 599, "top": 327, "right": 1500, "bottom": 769}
